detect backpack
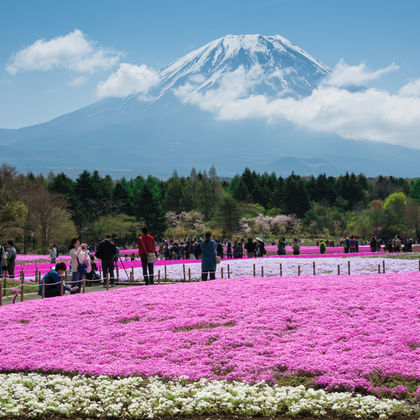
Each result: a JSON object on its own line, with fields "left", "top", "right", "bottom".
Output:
{"left": 95, "top": 246, "right": 103, "bottom": 260}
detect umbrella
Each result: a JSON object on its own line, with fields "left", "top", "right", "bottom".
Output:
{"left": 255, "top": 237, "right": 266, "bottom": 244}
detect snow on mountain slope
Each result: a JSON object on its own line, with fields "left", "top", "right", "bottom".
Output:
{"left": 159, "top": 34, "right": 330, "bottom": 99}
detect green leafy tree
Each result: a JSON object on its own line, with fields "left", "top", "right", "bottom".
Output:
{"left": 382, "top": 192, "right": 407, "bottom": 238}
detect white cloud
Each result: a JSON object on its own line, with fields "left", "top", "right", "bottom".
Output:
{"left": 323, "top": 59, "right": 398, "bottom": 87}
{"left": 96, "top": 63, "right": 160, "bottom": 98}
{"left": 6, "top": 29, "right": 121, "bottom": 75}
{"left": 68, "top": 76, "right": 88, "bottom": 87}
{"left": 399, "top": 79, "right": 420, "bottom": 97}
{"left": 175, "top": 63, "right": 420, "bottom": 149}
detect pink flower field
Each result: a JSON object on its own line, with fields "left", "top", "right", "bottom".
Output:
{"left": 0, "top": 272, "right": 419, "bottom": 398}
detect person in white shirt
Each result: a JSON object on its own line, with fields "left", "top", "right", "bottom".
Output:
{"left": 50, "top": 244, "right": 57, "bottom": 264}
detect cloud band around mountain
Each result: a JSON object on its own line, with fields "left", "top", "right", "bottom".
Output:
{"left": 174, "top": 61, "right": 420, "bottom": 149}
{"left": 6, "top": 29, "right": 121, "bottom": 75}
{"left": 96, "top": 63, "right": 160, "bottom": 98}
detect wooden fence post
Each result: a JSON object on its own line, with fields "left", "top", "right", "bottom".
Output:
{"left": 183, "top": 264, "right": 186, "bottom": 281}
{"left": 164, "top": 265, "right": 167, "bottom": 279}
{"left": 158, "top": 270, "right": 161, "bottom": 285}
{"left": 280, "top": 264, "right": 282, "bottom": 276}
{"left": 188, "top": 268, "right": 191, "bottom": 281}
{"left": 221, "top": 267, "right": 224, "bottom": 279}
{"left": 253, "top": 264, "right": 256, "bottom": 277}
{"left": 20, "top": 271, "right": 24, "bottom": 302}
{"left": 378, "top": 264, "right": 381, "bottom": 274}
{"left": 61, "top": 277, "right": 64, "bottom": 296}
{"left": 261, "top": 266, "right": 264, "bottom": 277}
{"left": 298, "top": 266, "right": 301, "bottom": 276}
{"left": 3, "top": 272, "right": 7, "bottom": 297}
{"left": 382, "top": 260, "right": 385, "bottom": 274}
{"left": 116, "top": 265, "right": 120, "bottom": 282}
{"left": 106, "top": 274, "right": 109, "bottom": 290}
{"left": 41, "top": 277, "right": 45, "bottom": 299}
{"left": 227, "top": 264, "right": 230, "bottom": 279}
{"left": 129, "top": 271, "right": 133, "bottom": 286}
{"left": 348, "top": 260, "right": 351, "bottom": 275}
{"left": 313, "top": 261, "right": 316, "bottom": 275}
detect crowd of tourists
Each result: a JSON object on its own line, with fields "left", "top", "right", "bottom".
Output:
{"left": 153, "top": 237, "right": 269, "bottom": 261}
{"left": 0, "top": 241, "right": 16, "bottom": 278}
{"left": 1, "top": 229, "right": 417, "bottom": 300}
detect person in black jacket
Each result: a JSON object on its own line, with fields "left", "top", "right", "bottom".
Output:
{"left": 96, "top": 234, "right": 117, "bottom": 287}
{"left": 245, "top": 238, "right": 255, "bottom": 258}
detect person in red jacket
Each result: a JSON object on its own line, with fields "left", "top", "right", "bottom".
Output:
{"left": 138, "top": 227, "right": 156, "bottom": 285}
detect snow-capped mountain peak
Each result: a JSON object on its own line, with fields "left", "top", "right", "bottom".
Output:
{"left": 159, "top": 34, "right": 330, "bottom": 98}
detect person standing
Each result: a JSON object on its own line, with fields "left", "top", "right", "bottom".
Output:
{"left": 96, "top": 235, "right": 117, "bottom": 287}
{"left": 200, "top": 231, "right": 217, "bottom": 281}
{"left": 292, "top": 238, "right": 300, "bottom": 255}
{"left": 226, "top": 241, "right": 233, "bottom": 259}
{"left": 0, "top": 243, "right": 4, "bottom": 277}
{"left": 216, "top": 241, "right": 224, "bottom": 260}
{"left": 349, "top": 236, "right": 357, "bottom": 253}
{"left": 256, "top": 239, "right": 266, "bottom": 257}
{"left": 158, "top": 243, "right": 165, "bottom": 260}
{"left": 370, "top": 236, "right": 377, "bottom": 252}
{"left": 138, "top": 227, "right": 156, "bottom": 285}
{"left": 393, "top": 235, "right": 401, "bottom": 253}
{"left": 244, "top": 238, "right": 255, "bottom": 258}
{"left": 277, "top": 238, "right": 286, "bottom": 255}
{"left": 49, "top": 244, "right": 57, "bottom": 264}
{"left": 344, "top": 236, "right": 350, "bottom": 253}
{"left": 6, "top": 240, "right": 17, "bottom": 279}
{"left": 68, "top": 238, "right": 84, "bottom": 294}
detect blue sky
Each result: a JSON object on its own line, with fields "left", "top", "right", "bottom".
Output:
{"left": 1, "top": 0, "right": 419, "bottom": 128}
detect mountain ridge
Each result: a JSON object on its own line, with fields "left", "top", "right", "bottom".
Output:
{"left": 1, "top": 33, "right": 418, "bottom": 178}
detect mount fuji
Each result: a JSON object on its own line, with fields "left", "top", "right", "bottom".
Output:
{"left": 1, "top": 34, "right": 419, "bottom": 178}
{"left": 159, "top": 34, "right": 330, "bottom": 98}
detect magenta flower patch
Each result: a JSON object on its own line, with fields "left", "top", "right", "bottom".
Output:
{"left": 0, "top": 273, "right": 418, "bottom": 396}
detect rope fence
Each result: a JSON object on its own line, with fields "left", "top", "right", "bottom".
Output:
{"left": 1, "top": 259, "right": 417, "bottom": 306}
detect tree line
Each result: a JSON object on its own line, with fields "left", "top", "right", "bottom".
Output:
{"left": 1, "top": 163, "right": 418, "bottom": 253}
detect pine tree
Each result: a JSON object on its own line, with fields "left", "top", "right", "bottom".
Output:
{"left": 113, "top": 180, "right": 133, "bottom": 215}
{"left": 138, "top": 185, "right": 167, "bottom": 237}
{"left": 283, "top": 176, "right": 311, "bottom": 218}
{"left": 217, "top": 194, "right": 241, "bottom": 233}
{"left": 164, "top": 170, "right": 183, "bottom": 212}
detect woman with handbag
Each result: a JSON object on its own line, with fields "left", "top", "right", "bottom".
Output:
{"left": 200, "top": 231, "right": 218, "bottom": 281}
{"left": 138, "top": 227, "right": 156, "bottom": 285}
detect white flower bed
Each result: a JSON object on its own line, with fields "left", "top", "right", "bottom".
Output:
{"left": 126, "top": 256, "right": 420, "bottom": 282}
{"left": 0, "top": 373, "right": 412, "bottom": 419}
